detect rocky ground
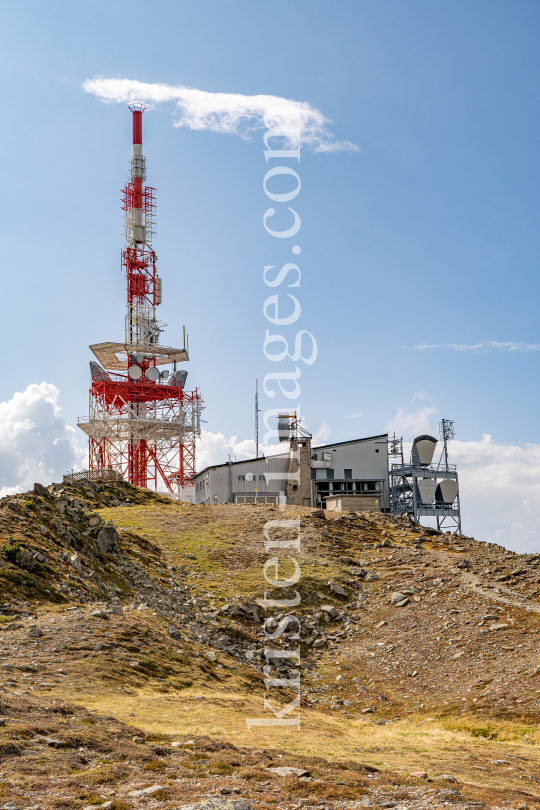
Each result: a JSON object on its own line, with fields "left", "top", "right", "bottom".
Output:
{"left": 1, "top": 480, "right": 540, "bottom": 809}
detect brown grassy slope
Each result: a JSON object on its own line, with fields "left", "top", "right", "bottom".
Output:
{"left": 1, "top": 484, "right": 540, "bottom": 806}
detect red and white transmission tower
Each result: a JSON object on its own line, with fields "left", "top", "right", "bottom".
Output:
{"left": 78, "top": 104, "right": 202, "bottom": 492}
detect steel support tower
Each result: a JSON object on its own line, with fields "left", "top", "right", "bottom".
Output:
{"left": 78, "top": 104, "right": 202, "bottom": 492}
{"left": 389, "top": 422, "right": 462, "bottom": 534}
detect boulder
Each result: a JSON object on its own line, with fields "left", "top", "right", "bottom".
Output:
{"left": 69, "top": 553, "right": 82, "bottom": 573}
{"left": 320, "top": 605, "right": 339, "bottom": 619}
{"left": 34, "top": 483, "right": 50, "bottom": 498}
{"left": 15, "top": 549, "right": 37, "bottom": 572}
{"left": 168, "top": 626, "right": 182, "bottom": 642}
{"left": 329, "top": 583, "right": 348, "bottom": 599}
{"left": 52, "top": 517, "right": 65, "bottom": 535}
{"left": 97, "top": 521, "right": 120, "bottom": 555}
{"left": 266, "top": 766, "right": 310, "bottom": 778}
{"left": 390, "top": 592, "right": 406, "bottom": 605}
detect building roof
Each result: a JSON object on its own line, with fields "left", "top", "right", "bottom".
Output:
{"left": 313, "top": 434, "right": 388, "bottom": 450}
{"left": 194, "top": 434, "right": 388, "bottom": 480}
{"left": 194, "top": 452, "right": 288, "bottom": 480}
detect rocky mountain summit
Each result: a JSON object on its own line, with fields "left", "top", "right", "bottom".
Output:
{"left": 1, "top": 481, "right": 540, "bottom": 809}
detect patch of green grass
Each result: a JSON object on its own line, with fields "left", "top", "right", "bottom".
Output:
{"left": 24, "top": 498, "right": 36, "bottom": 511}
{"left": 1, "top": 542, "right": 20, "bottom": 564}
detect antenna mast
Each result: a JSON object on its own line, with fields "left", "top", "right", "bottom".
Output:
{"left": 255, "top": 380, "right": 260, "bottom": 459}
{"left": 440, "top": 418, "right": 455, "bottom": 471}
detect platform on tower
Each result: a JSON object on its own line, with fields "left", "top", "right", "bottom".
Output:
{"left": 89, "top": 341, "right": 189, "bottom": 371}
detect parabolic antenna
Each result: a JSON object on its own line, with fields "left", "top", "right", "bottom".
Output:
{"left": 245, "top": 473, "right": 254, "bottom": 482}
{"left": 135, "top": 353, "right": 144, "bottom": 363}
{"left": 436, "top": 479, "right": 459, "bottom": 505}
{"left": 417, "top": 479, "right": 437, "bottom": 505}
{"left": 174, "top": 370, "right": 188, "bottom": 387}
{"left": 161, "top": 369, "right": 169, "bottom": 379}
{"left": 128, "top": 364, "right": 142, "bottom": 380}
{"left": 412, "top": 435, "right": 437, "bottom": 467}
{"left": 146, "top": 366, "right": 160, "bottom": 382}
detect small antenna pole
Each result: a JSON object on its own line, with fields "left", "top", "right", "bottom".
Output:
{"left": 255, "top": 379, "right": 260, "bottom": 458}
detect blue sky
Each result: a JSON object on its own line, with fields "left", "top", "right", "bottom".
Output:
{"left": 1, "top": 1, "right": 540, "bottom": 546}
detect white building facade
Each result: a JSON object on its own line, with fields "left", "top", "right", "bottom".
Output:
{"left": 194, "top": 433, "right": 389, "bottom": 510}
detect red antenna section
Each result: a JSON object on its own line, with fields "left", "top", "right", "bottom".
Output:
{"left": 78, "top": 105, "right": 203, "bottom": 494}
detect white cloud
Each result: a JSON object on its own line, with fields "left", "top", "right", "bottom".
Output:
{"left": 82, "top": 77, "right": 359, "bottom": 153}
{"left": 387, "top": 393, "right": 438, "bottom": 440}
{"left": 196, "top": 430, "right": 285, "bottom": 471}
{"left": 0, "top": 384, "right": 86, "bottom": 497}
{"left": 313, "top": 421, "right": 332, "bottom": 446}
{"left": 404, "top": 341, "right": 540, "bottom": 353}
{"left": 345, "top": 413, "right": 362, "bottom": 419}
{"left": 449, "top": 436, "right": 540, "bottom": 553}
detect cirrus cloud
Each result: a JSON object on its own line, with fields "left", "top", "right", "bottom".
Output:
{"left": 403, "top": 341, "right": 540, "bottom": 353}
{"left": 82, "top": 77, "right": 359, "bottom": 154}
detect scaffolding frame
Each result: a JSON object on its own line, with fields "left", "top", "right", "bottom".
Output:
{"left": 389, "top": 462, "right": 461, "bottom": 533}
{"left": 79, "top": 372, "right": 201, "bottom": 491}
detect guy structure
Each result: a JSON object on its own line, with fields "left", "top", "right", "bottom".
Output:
{"left": 78, "top": 104, "right": 202, "bottom": 492}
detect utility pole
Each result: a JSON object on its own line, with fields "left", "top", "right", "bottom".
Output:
{"left": 255, "top": 379, "right": 260, "bottom": 458}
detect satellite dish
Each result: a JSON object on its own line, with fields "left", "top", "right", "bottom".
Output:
{"left": 135, "top": 353, "right": 144, "bottom": 363}
{"left": 245, "top": 473, "right": 254, "bottom": 482}
{"left": 417, "top": 479, "right": 437, "bottom": 505}
{"left": 146, "top": 367, "right": 160, "bottom": 382}
{"left": 412, "top": 435, "right": 437, "bottom": 467}
{"left": 161, "top": 369, "right": 169, "bottom": 379}
{"left": 436, "top": 479, "right": 459, "bottom": 505}
{"left": 128, "top": 365, "right": 142, "bottom": 380}
{"left": 174, "top": 370, "right": 188, "bottom": 387}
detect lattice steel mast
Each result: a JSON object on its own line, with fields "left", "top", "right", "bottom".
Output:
{"left": 78, "top": 104, "right": 202, "bottom": 492}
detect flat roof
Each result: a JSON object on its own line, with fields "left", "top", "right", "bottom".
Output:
{"left": 194, "top": 433, "right": 388, "bottom": 480}
{"left": 313, "top": 434, "right": 388, "bottom": 450}
{"left": 194, "top": 452, "right": 288, "bottom": 479}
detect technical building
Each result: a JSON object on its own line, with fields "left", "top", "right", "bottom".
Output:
{"left": 194, "top": 419, "right": 390, "bottom": 509}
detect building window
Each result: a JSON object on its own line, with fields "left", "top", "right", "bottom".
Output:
{"left": 311, "top": 469, "right": 316, "bottom": 480}
{"left": 326, "top": 469, "right": 334, "bottom": 480}
{"left": 375, "top": 449, "right": 379, "bottom": 453}
{"left": 303, "top": 498, "right": 310, "bottom": 507}
{"left": 259, "top": 475, "right": 266, "bottom": 481}
{"left": 344, "top": 469, "right": 352, "bottom": 480}
{"left": 238, "top": 475, "right": 245, "bottom": 482}
{"left": 363, "top": 481, "right": 378, "bottom": 492}
{"left": 312, "top": 453, "right": 317, "bottom": 461}
{"left": 292, "top": 484, "right": 298, "bottom": 491}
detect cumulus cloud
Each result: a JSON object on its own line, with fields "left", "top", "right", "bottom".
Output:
{"left": 196, "top": 430, "right": 285, "bottom": 471}
{"left": 387, "top": 393, "right": 439, "bottom": 439}
{"left": 403, "top": 341, "right": 540, "bottom": 353}
{"left": 82, "top": 77, "right": 359, "bottom": 153}
{"left": 0, "top": 384, "right": 85, "bottom": 497}
{"left": 196, "top": 418, "right": 334, "bottom": 469}
{"left": 445, "top": 436, "right": 540, "bottom": 551}
{"left": 313, "top": 421, "right": 332, "bottom": 446}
